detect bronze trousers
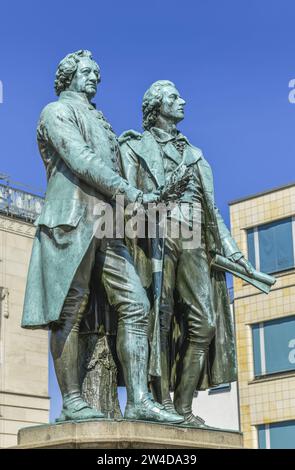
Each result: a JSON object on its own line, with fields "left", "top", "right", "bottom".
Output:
{"left": 159, "top": 224, "right": 216, "bottom": 415}
{"left": 51, "top": 237, "right": 150, "bottom": 406}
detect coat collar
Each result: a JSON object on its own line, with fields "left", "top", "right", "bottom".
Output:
{"left": 127, "top": 130, "right": 203, "bottom": 187}
{"left": 59, "top": 91, "right": 97, "bottom": 110}
{"left": 150, "top": 127, "right": 187, "bottom": 164}
{"left": 150, "top": 126, "right": 187, "bottom": 144}
{"left": 150, "top": 127, "right": 202, "bottom": 167}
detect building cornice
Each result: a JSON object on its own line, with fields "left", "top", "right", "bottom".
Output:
{"left": 0, "top": 214, "right": 36, "bottom": 238}
{"left": 229, "top": 181, "right": 295, "bottom": 206}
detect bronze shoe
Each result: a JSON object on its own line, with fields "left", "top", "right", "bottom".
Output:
{"left": 56, "top": 395, "right": 105, "bottom": 422}
{"left": 124, "top": 394, "right": 184, "bottom": 424}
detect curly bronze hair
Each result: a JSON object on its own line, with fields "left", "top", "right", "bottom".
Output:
{"left": 54, "top": 50, "right": 99, "bottom": 96}
{"left": 142, "top": 80, "right": 175, "bottom": 130}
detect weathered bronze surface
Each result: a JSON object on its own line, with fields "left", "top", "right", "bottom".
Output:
{"left": 21, "top": 53, "right": 183, "bottom": 424}
{"left": 21, "top": 59, "right": 274, "bottom": 430}
{"left": 119, "top": 80, "right": 275, "bottom": 426}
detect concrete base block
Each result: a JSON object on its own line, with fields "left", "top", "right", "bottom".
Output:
{"left": 16, "top": 420, "right": 243, "bottom": 449}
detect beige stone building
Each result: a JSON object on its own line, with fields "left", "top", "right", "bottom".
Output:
{"left": 229, "top": 182, "right": 295, "bottom": 449}
{"left": 0, "top": 182, "right": 49, "bottom": 448}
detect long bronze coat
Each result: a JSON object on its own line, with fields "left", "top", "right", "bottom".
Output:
{"left": 21, "top": 91, "right": 141, "bottom": 329}
{"left": 120, "top": 130, "right": 241, "bottom": 389}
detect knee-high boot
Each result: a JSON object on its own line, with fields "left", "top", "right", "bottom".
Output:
{"left": 150, "top": 332, "right": 176, "bottom": 412}
{"left": 116, "top": 325, "right": 149, "bottom": 407}
{"left": 51, "top": 294, "right": 104, "bottom": 421}
{"left": 117, "top": 325, "right": 183, "bottom": 423}
{"left": 173, "top": 343, "right": 207, "bottom": 426}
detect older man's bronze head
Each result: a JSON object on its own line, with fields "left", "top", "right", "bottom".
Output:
{"left": 54, "top": 50, "right": 100, "bottom": 99}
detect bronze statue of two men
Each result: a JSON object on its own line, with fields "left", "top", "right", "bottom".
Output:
{"left": 21, "top": 50, "right": 272, "bottom": 427}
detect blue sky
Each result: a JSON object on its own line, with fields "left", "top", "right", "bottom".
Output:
{"left": 1, "top": 0, "right": 295, "bottom": 421}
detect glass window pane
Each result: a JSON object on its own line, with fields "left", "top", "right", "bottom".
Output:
{"left": 252, "top": 324, "right": 262, "bottom": 376}
{"left": 258, "top": 218, "right": 294, "bottom": 273}
{"left": 275, "top": 218, "right": 294, "bottom": 271}
{"left": 247, "top": 228, "right": 256, "bottom": 268}
{"left": 208, "top": 383, "right": 231, "bottom": 394}
{"left": 257, "top": 425, "right": 266, "bottom": 449}
{"left": 270, "top": 421, "right": 295, "bottom": 449}
{"left": 264, "top": 316, "right": 295, "bottom": 375}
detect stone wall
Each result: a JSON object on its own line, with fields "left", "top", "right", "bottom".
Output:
{"left": 0, "top": 214, "right": 49, "bottom": 448}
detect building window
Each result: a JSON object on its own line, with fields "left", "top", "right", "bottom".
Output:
{"left": 208, "top": 383, "right": 231, "bottom": 394}
{"left": 252, "top": 316, "right": 295, "bottom": 377}
{"left": 258, "top": 420, "right": 295, "bottom": 449}
{"left": 247, "top": 217, "right": 295, "bottom": 274}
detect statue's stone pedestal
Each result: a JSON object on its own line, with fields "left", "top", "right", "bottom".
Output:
{"left": 16, "top": 420, "right": 243, "bottom": 449}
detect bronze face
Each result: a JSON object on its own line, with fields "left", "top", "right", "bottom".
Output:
{"left": 68, "top": 57, "right": 100, "bottom": 99}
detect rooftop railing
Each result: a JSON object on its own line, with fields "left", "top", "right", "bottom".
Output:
{"left": 0, "top": 180, "right": 44, "bottom": 223}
